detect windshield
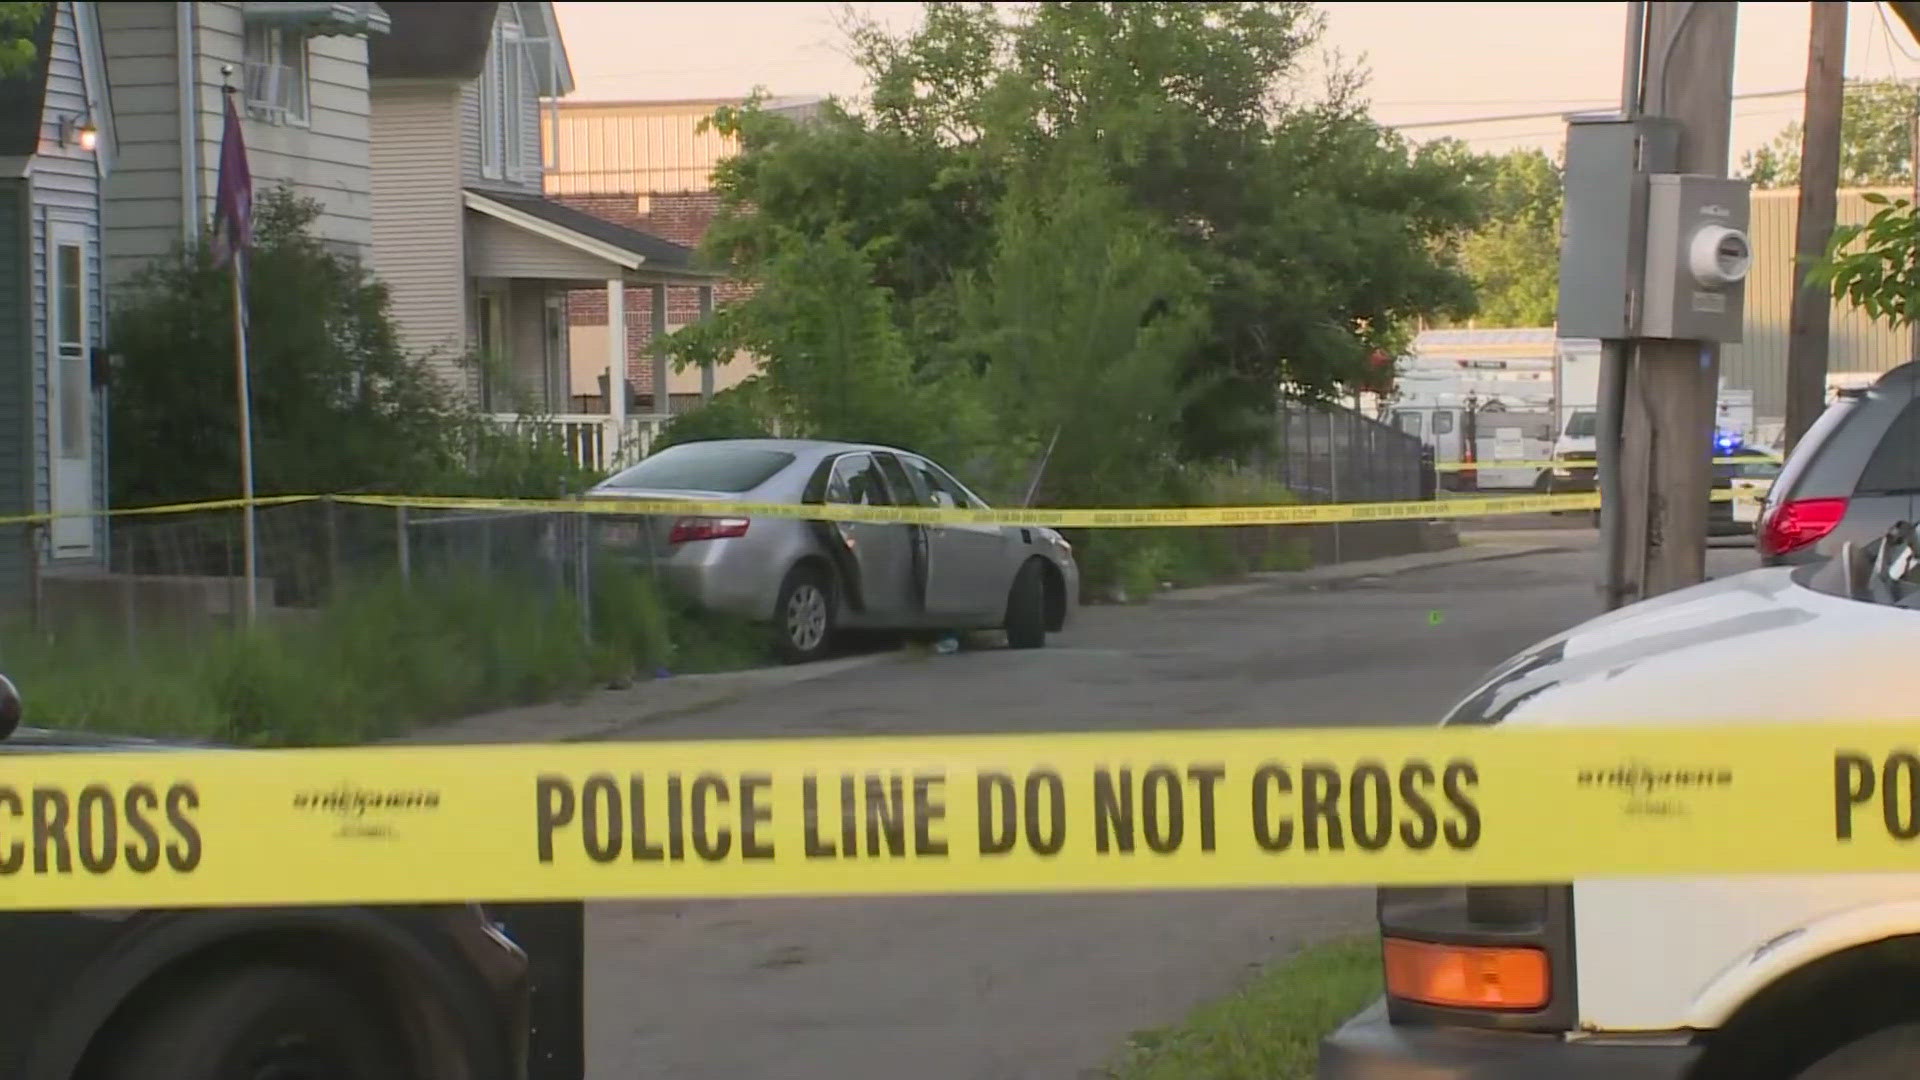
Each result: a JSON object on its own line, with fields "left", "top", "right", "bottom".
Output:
{"left": 1565, "top": 411, "right": 1596, "bottom": 438}
{"left": 600, "top": 444, "right": 796, "bottom": 493}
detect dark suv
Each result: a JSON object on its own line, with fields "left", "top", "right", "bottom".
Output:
{"left": 0, "top": 675, "right": 584, "bottom": 1080}
{"left": 1758, "top": 362, "right": 1920, "bottom": 565}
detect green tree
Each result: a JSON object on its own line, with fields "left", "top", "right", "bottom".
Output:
{"left": 0, "top": 2, "right": 44, "bottom": 80}
{"left": 1743, "top": 78, "right": 1919, "bottom": 189}
{"left": 957, "top": 162, "right": 1208, "bottom": 505}
{"left": 687, "top": 1, "right": 1483, "bottom": 467}
{"left": 110, "top": 187, "right": 591, "bottom": 506}
{"left": 1812, "top": 191, "right": 1920, "bottom": 325}
{"left": 1455, "top": 146, "right": 1563, "bottom": 326}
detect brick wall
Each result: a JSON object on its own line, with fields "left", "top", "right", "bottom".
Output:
{"left": 558, "top": 191, "right": 755, "bottom": 399}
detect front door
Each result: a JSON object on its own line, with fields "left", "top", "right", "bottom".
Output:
{"left": 894, "top": 453, "right": 1005, "bottom": 621}
{"left": 47, "top": 221, "right": 93, "bottom": 559}
{"left": 823, "top": 453, "right": 915, "bottom": 620}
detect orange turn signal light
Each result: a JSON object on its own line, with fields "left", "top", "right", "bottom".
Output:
{"left": 1383, "top": 937, "right": 1549, "bottom": 1011}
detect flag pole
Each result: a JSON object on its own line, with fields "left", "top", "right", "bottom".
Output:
{"left": 220, "top": 67, "right": 258, "bottom": 627}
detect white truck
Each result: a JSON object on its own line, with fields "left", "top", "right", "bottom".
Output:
{"left": 1318, "top": 531, "right": 1920, "bottom": 1080}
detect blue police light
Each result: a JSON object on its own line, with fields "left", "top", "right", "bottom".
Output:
{"left": 1714, "top": 431, "right": 1744, "bottom": 454}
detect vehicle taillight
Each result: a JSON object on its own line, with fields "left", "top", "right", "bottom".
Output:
{"left": 668, "top": 516, "right": 750, "bottom": 544}
{"left": 1757, "top": 497, "right": 1847, "bottom": 558}
{"left": 1383, "top": 937, "right": 1549, "bottom": 1011}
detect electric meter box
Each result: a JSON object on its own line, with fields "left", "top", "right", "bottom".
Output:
{"left": 1556, "top": 114, "right": 1679, "bottom": 339}
{"left": 1639, "top": 173, "right": 1752, "bottom": 342}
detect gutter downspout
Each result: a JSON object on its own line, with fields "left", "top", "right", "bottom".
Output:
{"left": 176, "top": 1, "right": 200, "bottom": 246}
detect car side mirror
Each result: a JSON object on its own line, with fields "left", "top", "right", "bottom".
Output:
{"left": 0, "top": 673, "right": 21, "bottom": 739}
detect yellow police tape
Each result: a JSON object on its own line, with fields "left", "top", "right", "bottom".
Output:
{"left": 4, "top": 724, "right": 1920, "bottom": 911}
{"left": 1432, "top": 455, "right": 1772, "bottom": 473}
{"left": 0, "top": 488, "right": 1755, "bottom": 530}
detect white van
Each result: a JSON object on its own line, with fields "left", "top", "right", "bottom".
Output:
{"left": 1318, "top": 539, "right": 1920, "bottom": 1079}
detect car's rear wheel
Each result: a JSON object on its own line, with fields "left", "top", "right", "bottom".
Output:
{"left": 1004, "top": 558, "right": 1048, "bottom": 650}
{"left": 775, "top": 563, "right": 836, "bottom": 664}
{"left": 95, "top": 963, "right": 406, "bottom": 1080}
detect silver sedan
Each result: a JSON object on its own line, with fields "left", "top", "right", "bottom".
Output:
{"left": 584, "top": 439, "right": 1080, "bottom": 663}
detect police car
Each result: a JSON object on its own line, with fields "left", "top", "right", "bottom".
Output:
{"left": 1318, "top": 523, "right": 1920, "bottom": 1079}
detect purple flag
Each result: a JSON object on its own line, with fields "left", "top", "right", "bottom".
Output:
{"left": 210, "top": 91, "right": 252, "bottom": 269}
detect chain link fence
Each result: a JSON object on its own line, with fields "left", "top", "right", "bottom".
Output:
{"left": 1250, "top": 398, "right": 1440, "bottom": 564}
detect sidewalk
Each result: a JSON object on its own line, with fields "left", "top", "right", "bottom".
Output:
{"left": 389, "top": 653, "right": 897, "bottom": 746}
{"left": 1160, "top": 531, "right": 1583, "bottom": 601}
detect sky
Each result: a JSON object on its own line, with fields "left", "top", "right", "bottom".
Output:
{"left": 552, "top": 1, "right": 1920, "bottom": 168}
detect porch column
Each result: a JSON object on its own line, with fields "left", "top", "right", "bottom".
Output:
{"left": 607, "top": 277, "right": 627, "bottom": 467}
{"left": 651, "top": 284, "right": 669, "bottom": 417}
{"left": 698, "top": 285, "right": 716, "bottom": 401}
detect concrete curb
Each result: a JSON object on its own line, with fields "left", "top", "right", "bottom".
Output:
{"left": 391, "top": 651, "right": 903, "bottom": 746}
{"left": 1153, "top": 539, "right": 1579, "bottom": 602}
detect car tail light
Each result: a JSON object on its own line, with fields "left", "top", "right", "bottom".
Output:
{"left": 668, "top": 516, "right": 750, "bottom": 544}
{"left": 1757, "top": 497, "right": 1847, "bottom": 558}
{"left": 1383, "top": 937, "right": 1549, "bottom": 1011}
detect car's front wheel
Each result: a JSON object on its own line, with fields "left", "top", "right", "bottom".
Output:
{"left": 96, "top": 963, "right": 407, "bottom": 1080}
{"left": 775, "top": 563, "right": 836, "bottom": 664}
{"left": 1793, "top": 1021, "right": 1920, "bottom": 1079}
{"left": 1004, "top": 558, "right": 1048, "bottom": 650}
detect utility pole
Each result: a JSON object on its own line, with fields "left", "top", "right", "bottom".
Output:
{"left": 1617, "top": 0, "right": 1740, "bottom": 601}
{"left": 1785, "top": 2, "right": 1847, "bottom": 453}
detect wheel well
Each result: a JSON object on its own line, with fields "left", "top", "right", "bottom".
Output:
{"left": 1691, "top": 935, "right": 1920, "bottom": 1080}
{"left": 1037, "top": 558, "right": 1067, "bottom": 631}
{"left": 72, "top": 929, "right": 473, "bottom": 1080}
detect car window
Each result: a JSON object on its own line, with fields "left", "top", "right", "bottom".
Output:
{"left": 602, "top": 444, "right": 795, "bottom": 493}
{"left": 827, "top": 453, "right": 892, "bottom": 506}
{"left": 1566, "top": 412, "right": 1596, "bottom": 439}
{"left": 1432, "top": 410, "right": 1454, "bottom": 436}
{"left": 1392, "top": 411, "right": 1422, "bottom": 437}
{"left": 1857, "top": 396, "right": 1920, "bottom": 496}
{"left": 873, "top": 453, "right": 919, "bottom": 506}
{"left": 902, "top": 456, "right": 983, "bottom": 509}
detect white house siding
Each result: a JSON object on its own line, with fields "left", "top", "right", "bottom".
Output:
{"left": 31, "top": 1, "right": 108, "bottom": 560}
{"left": 189, "top": 3, "right": 373, "bottom": 256}
{"left": 464, "top": 212, "right": 618, "bottom": 280}
{"left": 98, "top": 0, "right": 185, "bottom": 284}
{"left": 461, "top": 3, "right": 544, "bottom": 195}
{"left": 371, "top": 82, "right": 467, "bottom": 384}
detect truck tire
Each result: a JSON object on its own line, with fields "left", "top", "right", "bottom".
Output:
{"left": 95, "top": 962, "right": 407, "bottom": 1080}
{"left": 1004, "top": 559, "right": 1047, "bottom": 650}
{"left": 1794, "top": 1022, "right": 1920, "bottom": 1079}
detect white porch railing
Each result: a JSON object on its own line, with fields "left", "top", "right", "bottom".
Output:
{"left": 488, "top": 413, "right": 669, "bottom": 475}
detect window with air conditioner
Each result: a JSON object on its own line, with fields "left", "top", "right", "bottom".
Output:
{"left": 243, "top": 25, "right": 309, "bottom": 126}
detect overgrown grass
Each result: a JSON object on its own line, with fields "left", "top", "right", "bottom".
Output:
{"left": 3, "top": 564, "right": 769, "bottom": 746}
{"left": 1110, "top": 935, "right": 1381, "bottom": 1080}
{"left": 1076, "top": 467, "right": 1314, "bottom": 602}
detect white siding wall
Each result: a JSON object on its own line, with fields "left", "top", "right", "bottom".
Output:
{"left": 31, "top": 2, "right": 107, "bottom": 559}
{"left": 370, "top": 83, "right": 468, "bottom": 386}
{"left": 461, "top": 2, "right": 544, "bottom": 195}
{"left": 98, "top": 0, "right": 184, "bottom": 284}
{"left": 465, "top": 212, "right": 616, "bottom": 280}
{"left": 190, "top": 3, "right": 373, "bottom": 256}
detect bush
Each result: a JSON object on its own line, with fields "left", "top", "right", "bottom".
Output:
{"left": 1073, "top": 466, "right": 1310, "bottom": 602}
{"left": 2, "top": 564, "right": 762, "bottom": 745}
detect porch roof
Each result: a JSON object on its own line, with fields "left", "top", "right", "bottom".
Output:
{"left": 463, "top": 189, "right": 718, "bottom": 283}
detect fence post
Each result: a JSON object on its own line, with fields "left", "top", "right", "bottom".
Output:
{"left": 323, "top": 496, "right": 341, "bottom": 602}
{"left": 395, "top": 505, "right": 411, "bottom": 587}
{"left": 24, "top": 522, "right": 42, "bottom": 634}
{"left": 1330, "top": 409, "right": 1343, "bottom": 565}
{"left": 577, "top": 514, "right": 593, "bottom": 648}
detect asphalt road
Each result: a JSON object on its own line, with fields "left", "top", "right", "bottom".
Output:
{"left": 585, "top": 535, "right": 1758, "bottom": 1080}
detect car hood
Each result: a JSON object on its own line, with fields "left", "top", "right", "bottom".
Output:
{"left": 1441, "top": 565, "right": 1920, "bottom": 729}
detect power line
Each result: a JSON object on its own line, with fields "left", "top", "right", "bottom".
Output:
{"left": 1385, "top": 85, "right": 1824, "bottom": 131}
